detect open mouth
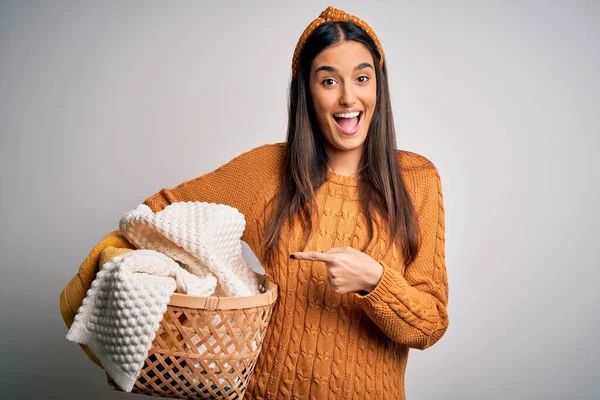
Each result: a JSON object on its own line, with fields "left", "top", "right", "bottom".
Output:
{"left": 333, "top": 111, "right": 363, "bottom": 135}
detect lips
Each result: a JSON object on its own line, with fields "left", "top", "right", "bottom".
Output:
{"left": 333, "top": 111, "right": 363, "bottom": 135}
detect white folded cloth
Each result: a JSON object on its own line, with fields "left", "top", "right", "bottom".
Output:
{"left": 66, "top": 249, "right": 208, "bottom": 392}
{"left": 119, "top": 202, "right": 260, "bottom": 297}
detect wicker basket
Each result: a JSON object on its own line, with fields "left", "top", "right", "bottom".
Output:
{"left": 106, "top": 272, "right": 278, "bottom": 399}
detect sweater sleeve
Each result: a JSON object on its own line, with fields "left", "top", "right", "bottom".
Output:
{"left": 356, "top": 162, "right": 449, "bottom": 350}
{"left": 142, "top": 144, "right": 269, "bottom": 244}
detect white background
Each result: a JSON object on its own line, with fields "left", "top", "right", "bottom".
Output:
{"left": 1, "top": 1, "right": 598, "bottom": 399}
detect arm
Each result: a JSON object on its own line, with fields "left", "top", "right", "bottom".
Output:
{"left": 356, "top": 162, "right": 449, "bottom": 350}
{"left": 61, "top": 144, "right": 270, "bottom": 326}
{"left": 142, "top": 145, "right": 271, "bottom": 244}
{"left": 61, "top": 144, "right": 275, "bottom": 365}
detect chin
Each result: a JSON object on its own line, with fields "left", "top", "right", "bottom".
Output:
{"left": 328, "top": 132, "right": 367, "bottom": 151}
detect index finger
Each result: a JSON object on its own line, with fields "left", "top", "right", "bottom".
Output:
{"left": 290, "top": 251, "right": 335, "bottom": 263}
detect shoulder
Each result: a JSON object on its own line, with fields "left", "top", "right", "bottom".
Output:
{"left": 397, "top": 149, "right": 437, "bottom": 171}
{"left": 246, "top": 141, "right": 286, "bottom": 157}
{"left": 215, "top": 141, "right": 284, "bottom": 188}
{"left": 216, "top": 142, "right": 285, "bottom": 174}
{"left": 226, "top": 142, "right": 285, "bottom": 167}
{"left": 396, "top": 149, "right": 443, "bottom": 203}
{"left": 397, "top": 149, "right": 440, "bottom": 178}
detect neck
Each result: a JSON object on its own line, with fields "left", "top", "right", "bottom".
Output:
{"left": 325, "top": 144, "right": 363, "bottom": 176}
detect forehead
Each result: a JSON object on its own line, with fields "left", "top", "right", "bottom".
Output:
{"left": 311, "top": 40, "right": 374, "bottom": 73}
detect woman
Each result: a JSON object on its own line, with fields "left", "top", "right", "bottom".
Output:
{"left": 60, "top": 6, "right": 449, "bottom": 400}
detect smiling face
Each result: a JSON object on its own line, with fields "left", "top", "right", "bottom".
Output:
{"left": 309, "top": 40, "right": 377, "bottom": 154}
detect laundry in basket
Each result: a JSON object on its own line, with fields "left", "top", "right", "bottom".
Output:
{"left": 67, "top": 201, "right": 276, "bottom": 397}
{"left": 119, "top": 202, "right": 261, "bottom": 297}
{"left": 106, "top": 272, "right": 278, "bottom": 399}
{"left": 66, "top": 248, "right": 212, "bottom": 392}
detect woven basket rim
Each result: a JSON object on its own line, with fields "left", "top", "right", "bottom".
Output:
{"left": 168, "top": 272, "right": 278, "bottom": 310}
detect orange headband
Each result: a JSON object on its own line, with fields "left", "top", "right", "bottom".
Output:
{"left": 291, "top": 6, "right": 385, "bottom": 78}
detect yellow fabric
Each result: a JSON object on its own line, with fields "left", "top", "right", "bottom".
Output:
{"left": 60, "top": 142, "right": 449, "bottom": 400}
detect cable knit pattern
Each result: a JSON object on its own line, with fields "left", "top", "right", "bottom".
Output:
{"left": 65, "top": 249, "right": 209, "bottom": 392}
{"left": 60, "top": 142, "right": 449, "bottom": 400}
{"left": 356, "top": 162, "right": 448, "bottom": 350}
{"left": 119, "top": 201, "right": 260, "bottom": 297}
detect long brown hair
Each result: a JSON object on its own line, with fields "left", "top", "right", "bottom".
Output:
{"left": 263, "top": 21, "right": 420, "bottom": 270}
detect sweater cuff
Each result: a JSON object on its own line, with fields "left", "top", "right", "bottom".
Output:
{"left": 356, "top": 261, "right": 407, "bottom": 304}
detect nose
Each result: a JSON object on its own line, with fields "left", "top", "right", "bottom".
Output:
{"left": 339, "top": 82, "right": 356, "bottom": 106}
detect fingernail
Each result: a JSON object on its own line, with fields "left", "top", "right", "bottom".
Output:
{"left": 289, "top": 254, "right": 296, "bottom": 259}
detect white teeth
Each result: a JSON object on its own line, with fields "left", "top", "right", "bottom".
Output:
{"left": 333, "top": 111, "right": 361, "bottom": 118}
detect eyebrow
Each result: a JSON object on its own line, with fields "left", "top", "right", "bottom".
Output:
{"left": 314, "top": 62, "right": 374, "bottom": 75}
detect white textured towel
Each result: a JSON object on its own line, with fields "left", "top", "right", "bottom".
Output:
{"left": 119, "top": 202, "right": 260, "bottom": 297}
{"left": 66, "top": 249, "right": 209, "bottom": 392}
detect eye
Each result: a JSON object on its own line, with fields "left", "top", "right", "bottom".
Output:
{"left": 321, "top": 78, "right": 337, "bottom": 87}
{"left": 357, "top": 75, "right": 370, "bottom": 83}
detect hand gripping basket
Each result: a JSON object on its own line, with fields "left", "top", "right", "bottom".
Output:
{"left": 106, "top": 272, "right": 278, "bottom": 399}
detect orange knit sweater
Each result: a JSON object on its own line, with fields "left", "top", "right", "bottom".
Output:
{"left": 60, "top": 142, "right": 449, "bottom": 400}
